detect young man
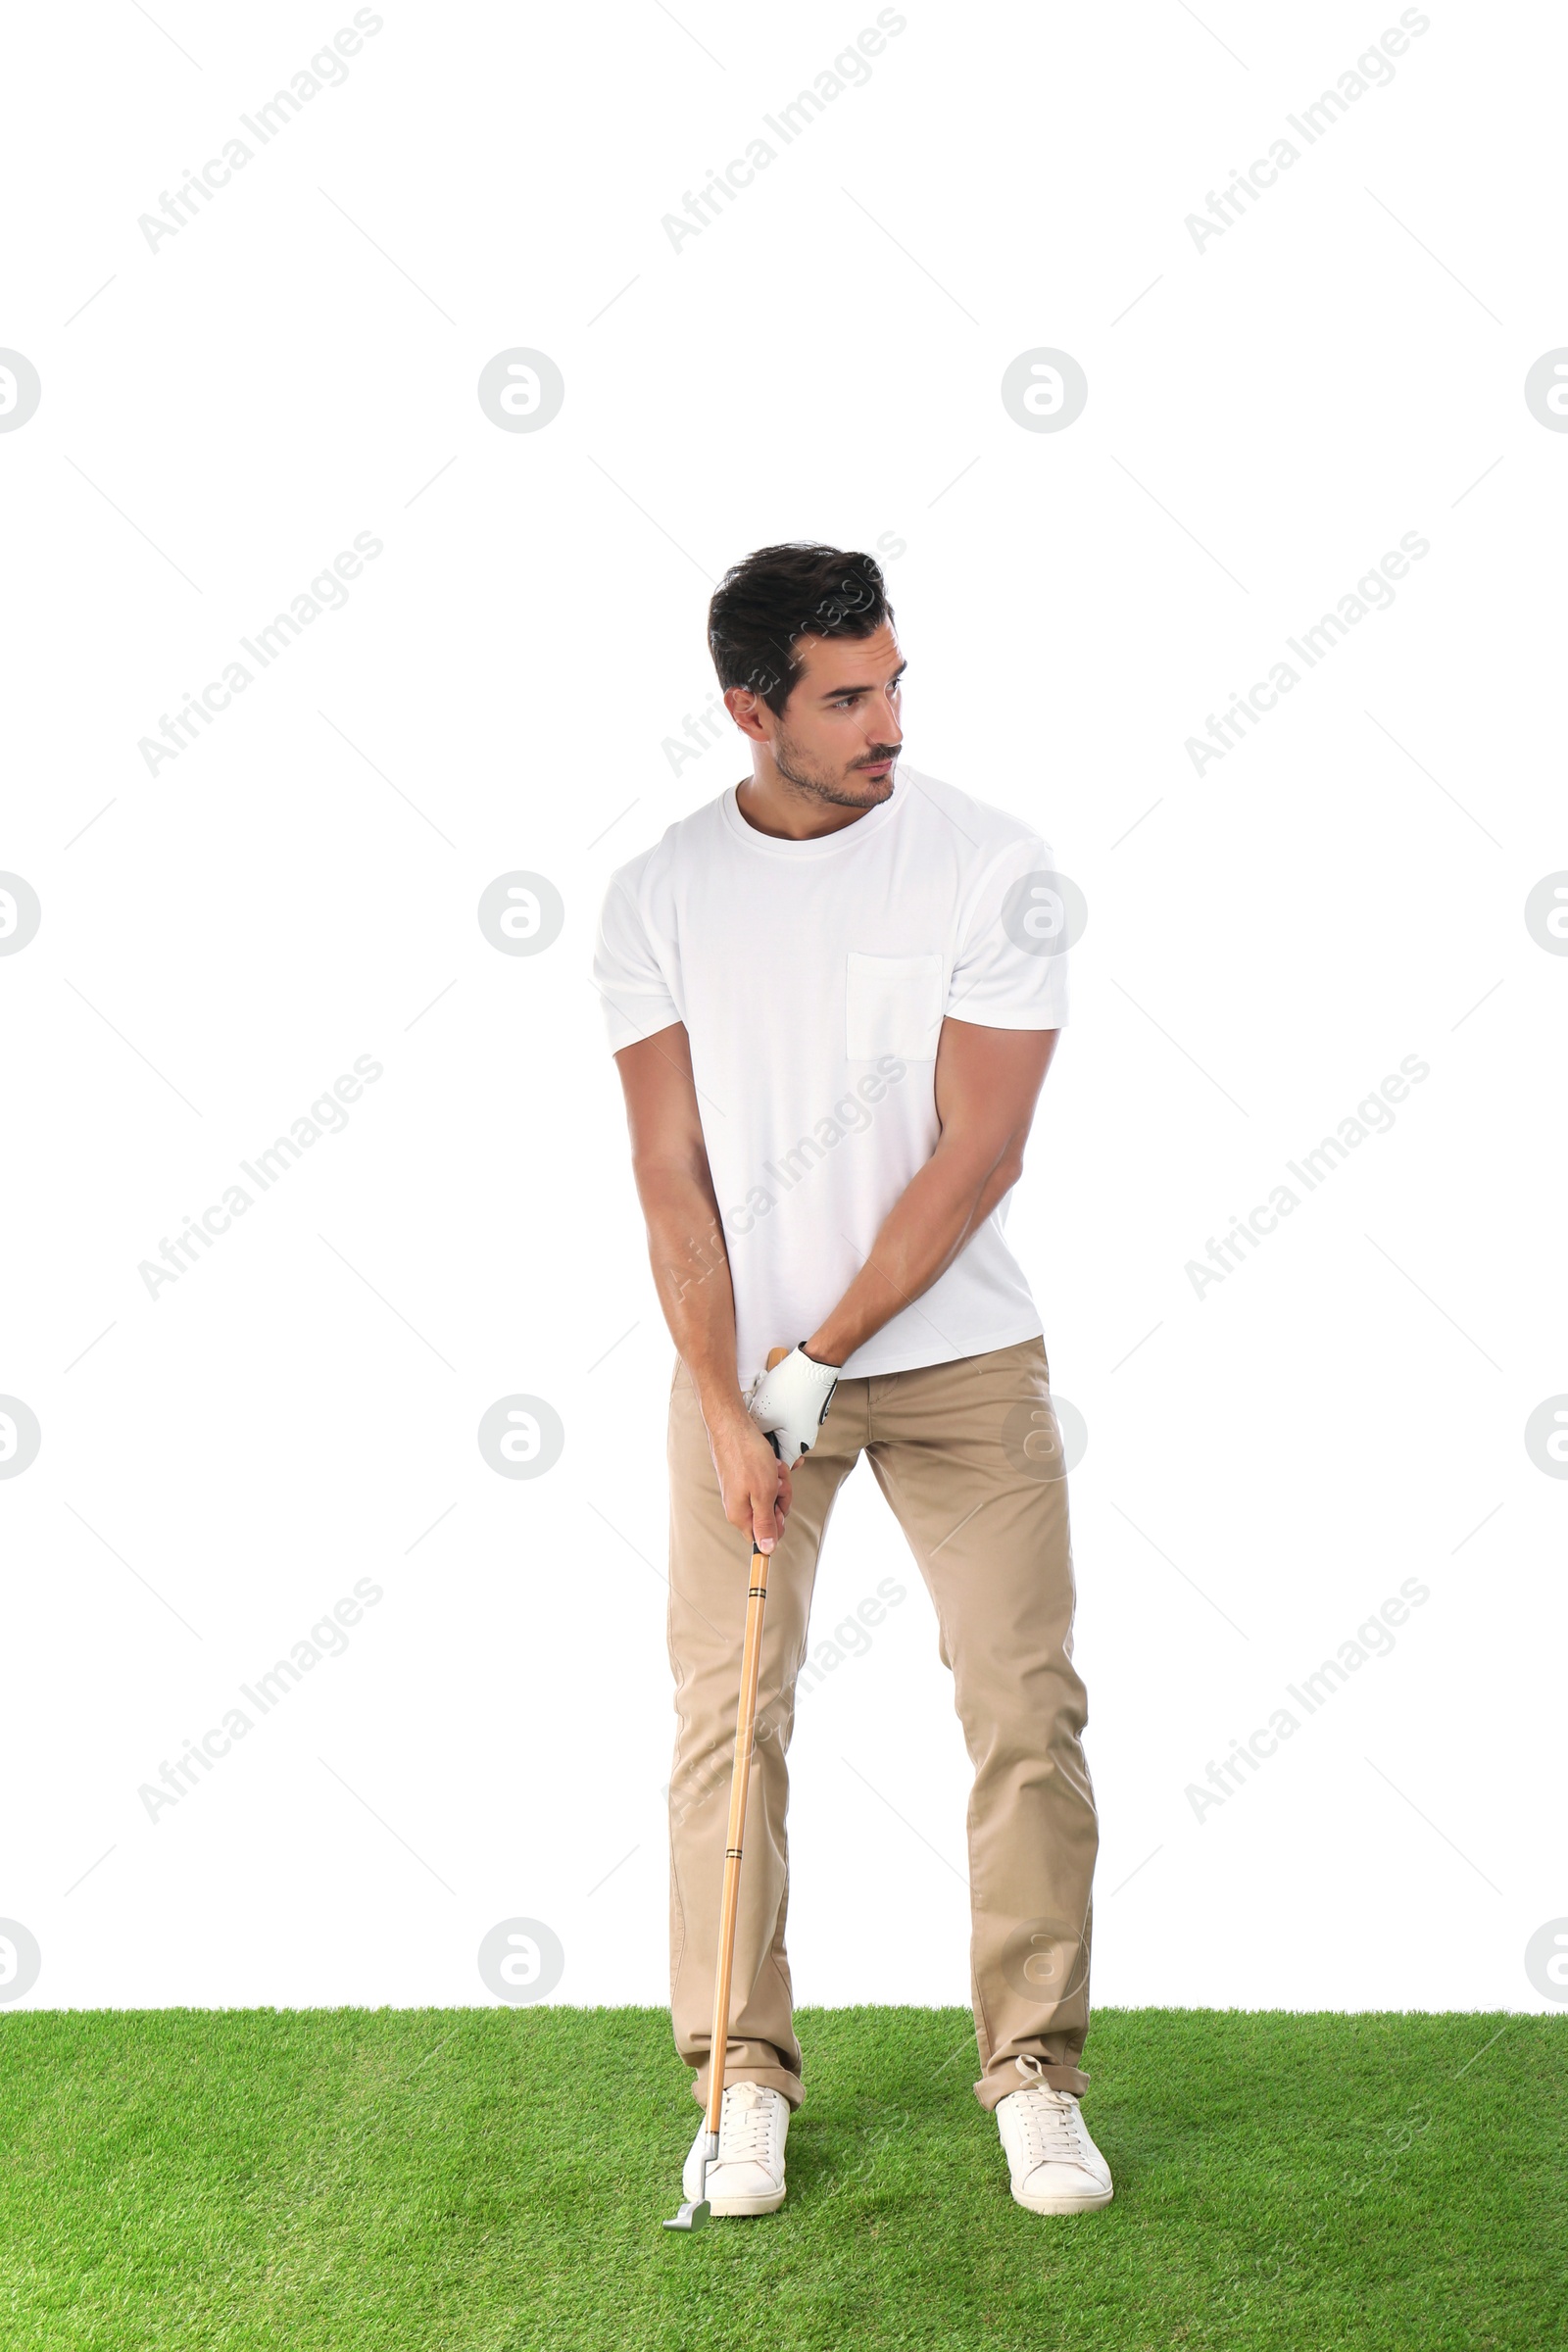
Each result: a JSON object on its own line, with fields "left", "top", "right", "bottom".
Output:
{"left": 593, "top": 542, "right": 1108, "bottom": 2220}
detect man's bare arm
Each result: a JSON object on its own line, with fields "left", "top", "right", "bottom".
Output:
{"left": 801, "top": 1019, "right": 1059, "bottom": 1367}
{"left": 612, "top": 1021, "right": 793, "bottom": 1549}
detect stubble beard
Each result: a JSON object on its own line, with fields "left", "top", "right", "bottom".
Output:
{"left": 771, "top": 732, "right": 900, "bottom": 811}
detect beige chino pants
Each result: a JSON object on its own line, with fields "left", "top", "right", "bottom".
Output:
{"left": 665, "top": 1333, "right": 1098, "bottom": 2116}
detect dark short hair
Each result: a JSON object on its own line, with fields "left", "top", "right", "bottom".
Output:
{"left": 707, "top": 542, "right": 894, "bottom": 717}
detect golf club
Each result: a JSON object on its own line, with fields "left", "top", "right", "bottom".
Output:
{"left": 663, "top": 1345, "right": 789, "bottom": 2231}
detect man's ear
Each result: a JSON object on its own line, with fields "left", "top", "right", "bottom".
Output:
{"left": 724, "top": 685, "right": 772, "bottom": 744}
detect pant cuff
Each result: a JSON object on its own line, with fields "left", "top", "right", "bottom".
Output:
{"left": 974, "top": 2061, "right": 1090, "bottom": 2112}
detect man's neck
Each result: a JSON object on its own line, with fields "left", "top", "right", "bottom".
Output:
{"left": 734, "top": 768, "right": 889, "bottom": 843}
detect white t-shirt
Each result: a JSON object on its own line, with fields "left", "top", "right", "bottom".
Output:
{"left": 593, "top": 763, "right": 1070, "bottom": 1386}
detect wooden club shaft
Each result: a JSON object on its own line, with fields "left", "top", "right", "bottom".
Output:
{"left": 705, "top": 1543, "right": 771, "bottom": 2136}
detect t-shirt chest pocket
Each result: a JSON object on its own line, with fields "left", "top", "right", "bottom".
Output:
{"left": 845, "top": 951, "right": 945, "bottom": 1062}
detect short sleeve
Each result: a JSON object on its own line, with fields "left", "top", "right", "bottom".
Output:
{"left": 944, "top": 835, "right": 1071, "bottom": 1030}
{"left": 593, "top": 867, "right": 681, "bottom": 1054}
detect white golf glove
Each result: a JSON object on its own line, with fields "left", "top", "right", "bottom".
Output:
{"left": 747, "top": 1345, "right": 841, "bottom": 1467}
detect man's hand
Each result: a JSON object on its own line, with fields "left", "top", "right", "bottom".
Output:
{"left": 747, "top": 1345, "right": 841, "bottom": 1468}
{"left": 704, "top": 1404, "right": 793, "bottom": 1554}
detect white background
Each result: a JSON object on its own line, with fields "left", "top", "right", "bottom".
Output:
{"left": 3, "top": 0, "right": 1564, "bottom": 2018}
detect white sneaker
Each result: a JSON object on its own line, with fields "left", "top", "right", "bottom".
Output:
{"left": 682, "top": 2082, "right": 789, "bottom": 2216}
{"left": 995, "top": 2054, "right": 1114, "bottom": 2215}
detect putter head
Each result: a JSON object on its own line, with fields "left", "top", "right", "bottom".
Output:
{"left": 662, "top": 2130, "right": 717, "bottom": 2232}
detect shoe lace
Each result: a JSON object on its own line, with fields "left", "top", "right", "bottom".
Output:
{"left": 1010, "top": 2056, "right": 1090, "bottom": 2168}
{"left": 718, "top": 2082, "right": 777, "bottom": 2163}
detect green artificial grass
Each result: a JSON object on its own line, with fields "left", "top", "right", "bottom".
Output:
{"left": 1, "top": 2006, "right": 1562, "bottom": 2350}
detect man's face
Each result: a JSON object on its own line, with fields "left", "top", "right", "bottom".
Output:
{"left": 757, "top": 622, "right": 906, "bottom": 809}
